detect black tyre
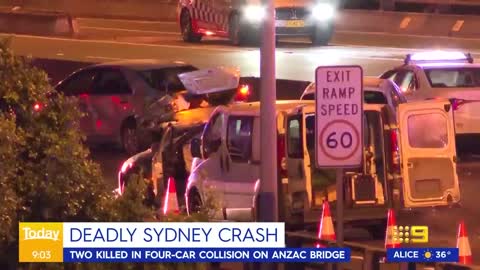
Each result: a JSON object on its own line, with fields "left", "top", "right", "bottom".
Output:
{"left": 188, "top": 190, "right": 202, "bottom": 214}
{"left": 229, "top": 14, "right": 241, "bottom": 46}
{"left": 180, "top": 10, "right": 202, "bottom": 43}
{"left": 311, "top": 24, "right": 334, "bottom": 46}
{"left": 121, "top": 120, "right": 140, "bottom": 156}
{"left": 229, "top": 14, "right": 250, "bottom": 46}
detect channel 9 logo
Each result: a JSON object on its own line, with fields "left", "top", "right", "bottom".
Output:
{"left": 392, "top": 225, "right": 429, "bottom": 244}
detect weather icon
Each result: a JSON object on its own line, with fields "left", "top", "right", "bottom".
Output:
{"left": 423, "top": 250, "right": 432, "bottom": 260}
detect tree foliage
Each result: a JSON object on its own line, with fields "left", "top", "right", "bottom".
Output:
{"left": 0, "top": 40, "right": 218, "bottom": 270}
{"left": 0, "top": 39, "right": 119, "bottom": 267}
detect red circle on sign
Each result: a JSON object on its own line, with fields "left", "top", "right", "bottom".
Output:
{"left": 319, "top": 119, "right": 360, "bottom": 161}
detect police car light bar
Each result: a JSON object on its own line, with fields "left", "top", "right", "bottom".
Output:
{"left": 405, "top": 51, "right": 474, "bottom": 64}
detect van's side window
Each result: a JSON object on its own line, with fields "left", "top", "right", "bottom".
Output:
{"left": 408, "top": 113, "right": 448, "bottom": 148}
{"left": 227, "top": 116, "right": 253, "bottom": 162}
{"left": 287, "top": 116, "right": 303, "bottom": 158}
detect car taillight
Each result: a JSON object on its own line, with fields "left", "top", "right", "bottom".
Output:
{"left": 33, "top": 102, "right": 43, "bottom": 112}
{"left": 390, "top": 129, "right": 400, "bottom": 173}
{"left": 234, "top": 84, "right": 250, "bottom": 102}
{"left": 277, "top": 133, "right": 287, "bottom": 178}
{"left": 452, "top": 98, "right": 466, "bottom": 111}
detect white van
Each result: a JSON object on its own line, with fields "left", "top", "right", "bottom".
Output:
{"left": 186, "top": 99, "right": 461, "bottom": 230}
{"left": 186, "top": 100, "right": 314, "bottom": 221}
{"left": 284, "top": 99, "right": 461, "bottom": 233}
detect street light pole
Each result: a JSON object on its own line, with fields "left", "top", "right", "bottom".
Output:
{"left": 256, "top": 0, "right": 277, "bottom": 269}
{"left": 258, "top": 0, "right": 278, "bottom": 232}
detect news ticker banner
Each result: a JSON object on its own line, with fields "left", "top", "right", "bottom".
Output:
{"left": 19, "top": 222, "right": 459, "bottom": 264}
{"left": 19, "top": 222, "right": 348, "bottom": 263}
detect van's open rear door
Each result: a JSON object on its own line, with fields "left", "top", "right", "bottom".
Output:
{"left": 398, "top": 100, "right": 461, "bottom": 208}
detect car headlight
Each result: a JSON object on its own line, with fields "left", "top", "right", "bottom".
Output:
{"left": 243, "top": 5, "right": 266, "bottom": 22}
{"left": 312, "top": 3, "right": 335, "bottom": 21}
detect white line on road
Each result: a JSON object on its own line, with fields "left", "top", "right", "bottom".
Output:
{"left": 77, "top": 18, "right": 177, "bottom": 24}
{"left": 2, "top": 33, "right": 243, "bottom": 53}
{"left": 86, "top": 56, "right": 127, "bottom": 61}
{"left": 79, "top": 26, "right": 176, "bottom": 35}
{"left": 2, "top": 33, "right": 419, "bottom": 62}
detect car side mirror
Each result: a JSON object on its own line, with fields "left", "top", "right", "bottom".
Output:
{"left": 190, "top": 138, "right": 202, "bottom": 158}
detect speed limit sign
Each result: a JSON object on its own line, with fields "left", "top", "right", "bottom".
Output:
{"left": 315, "top": 65, "right": 363, "bottom": 168}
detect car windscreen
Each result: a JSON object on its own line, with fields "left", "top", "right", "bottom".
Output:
{"left": 302, "top": 90, "right": 387, "bottom": 104}
{"left": 424, "top": 67, "right": 480, "bottom": 88}
{"left": 138, "top": 66, "right": 198, "bottom": 92}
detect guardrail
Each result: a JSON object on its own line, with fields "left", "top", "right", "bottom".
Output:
{"left": 335, "top": 9, "right": 480, "bottom": 40}
{"left": 282, "top": 231, "right": 480, "bottom": 270}
{"left": 0, "top": 0, "right": 177, "bottom": 21}
{"left": 393, "top": 0, "right": 480, "bottom": 6}
{"left": 0, "top": 9, "right": 76, "bottom": 37}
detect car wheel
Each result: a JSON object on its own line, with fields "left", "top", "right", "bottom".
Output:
{"left": 229, "top": 14, "right": 246, "bottom": 46}
{"left": 188, "top": 190, "right": 202, "bottom": 214}
{"left": 121, "top": 121, "right": 140, "bottom": 156}
{"left": 181, "top": 10, "right": 202, "bottom": 43}
{"left": 311, "top": 24, "right": 333, "bottom": 46}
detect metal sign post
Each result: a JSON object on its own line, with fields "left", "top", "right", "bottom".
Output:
{"left": 315, "top": 66, "right": 364, "bottom": 250}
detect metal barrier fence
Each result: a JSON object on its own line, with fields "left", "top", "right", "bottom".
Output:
{"left": 281, "top": 231, "right": 480, "bottom": 270}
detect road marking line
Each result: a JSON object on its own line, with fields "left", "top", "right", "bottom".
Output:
{"left": 86, "top": 55, "right": 127, "bottom": 61}
{"left": 281, "top": 51, "right": 403, "bottom": 61}
{"left": 0, "top": 33, "right": 244, "bottom": 53}
{"left": 336, "top": 29, "right": 480, "bottom": 43}
{"left": 80, "top": 26, "right": 177, "bottom": 35}
{"left": 5, "top": 32, "right": 469, "bottom": 62}
{"left": 452, "top": 20, "right": 464, "bottom": 32}
{"left": 399, "top": 17, "right": 411, "bottom": 29}
{"left": 77, "top": 18, "right": 177, "bottom": 24}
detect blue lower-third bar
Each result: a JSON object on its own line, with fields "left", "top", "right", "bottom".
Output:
{"left": 63, "top": 248, "right": 351, "bottom": 263}
{"left": 387, "top": 248, "right": 459, "bottom": 263}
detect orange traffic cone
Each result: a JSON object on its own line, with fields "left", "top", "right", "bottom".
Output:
{"left": 385, "top": 208, "right": 400, "bottom": 249}
{"left": 316, "top": 201, "right": 336, "bottom": 248}
{"left": 163, "top": 177, "right": 179, "bottom": 215}
{"left": 457, "top": 221, "right": 472, "bottom": 265}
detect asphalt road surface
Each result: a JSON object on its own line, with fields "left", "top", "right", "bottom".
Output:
{"left": 5, "top": 17, "right": 480, "bottom": 266}
{"left": 6, "top": 18, "right": 480, "bottom": 83}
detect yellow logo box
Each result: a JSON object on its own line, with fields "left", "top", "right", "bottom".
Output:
{"left": 19, "top": 222, "right": 63, "bottom": 262}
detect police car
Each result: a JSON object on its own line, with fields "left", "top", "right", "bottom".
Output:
{"left": 177, "top": 0, "right": 337, "bottom": 46}
{"left": 380, "top": 51, "right": 480, "bottom": 152}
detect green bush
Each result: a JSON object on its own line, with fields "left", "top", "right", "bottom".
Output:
{"left": 0, "top": 40, "right": 220, "bottom": 270}
{"left": 0, "top": 38, "right": 120, "bottom": 268}
{"left": 0, "top": 115, "right": 21, "bottom": 252}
